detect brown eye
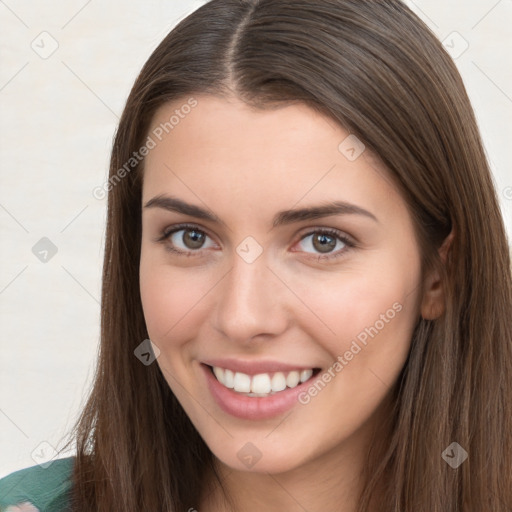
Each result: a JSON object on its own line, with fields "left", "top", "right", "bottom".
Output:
{"left": 161, "top": 226, "right": 216, "bottom": 255}
{"left": 297, "top": 229, "right": 350, "bottom": 256}
{"left": 182, "top": 229, "right": 206, "bottom": 249}
{"left": 312, "top": 233, "right": 337, "bottom": 253}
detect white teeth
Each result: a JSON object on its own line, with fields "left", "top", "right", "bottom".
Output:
{"left": 233, "top": 372, "right": 251, "bottom": 392}
{"left": 251, "top": 373, "right": 271, "bottom": 394}
{"left": 213, "top": 366, "right": 224, "bottom": 382}
{"left": 211, "top": 366, "right": 315, "bottom": 395}
{"left": 223, "top": 369, "right": 234, "bottom": 388}
{"left": 286, "top": 371, "right": 300, "bottom": 388}
{"left": 300, "top": 369, "right": 313, "bottom": 383}
{"left": 271, "top": 372, "right": 287, "bottom": 392}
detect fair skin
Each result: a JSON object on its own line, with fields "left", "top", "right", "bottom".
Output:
{"left": 139, "top": 94, "right": 445, "bottom": 511}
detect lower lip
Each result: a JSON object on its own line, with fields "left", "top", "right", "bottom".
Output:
{"left": 201, "top": 363, "right": 317, "bottom": 420}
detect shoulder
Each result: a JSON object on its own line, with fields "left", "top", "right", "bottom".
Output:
{"left": 0, "top": 457, "right": 74, "bottom": 512}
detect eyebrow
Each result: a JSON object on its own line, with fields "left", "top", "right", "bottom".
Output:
{"left": 143, "top": 194, "right": 378, "bottom": 227}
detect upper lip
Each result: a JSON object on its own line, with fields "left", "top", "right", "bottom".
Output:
{"left": 202, "top": 358, "right": 319, "bottom": 376}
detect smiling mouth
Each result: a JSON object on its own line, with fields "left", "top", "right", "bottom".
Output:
{"left": 206, "top": 364, "right": 321, "bottom": 397}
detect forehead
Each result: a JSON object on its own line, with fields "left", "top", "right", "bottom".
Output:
{"left": 141, "top": 94, "right": 400, "bottom": 222}
{"left": 145, "top": 94, "right": 340, "bottom": 164}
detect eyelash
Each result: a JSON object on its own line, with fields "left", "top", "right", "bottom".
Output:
{"left": 155, "top": 223, "right": 356, "bottom": 261}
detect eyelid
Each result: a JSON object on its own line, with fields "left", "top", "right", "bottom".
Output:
{"left": 155, "top": 222, "right": 216, "bottom": 244}
{"left": 296, "top": 226, "right": 356, "bottom": 245}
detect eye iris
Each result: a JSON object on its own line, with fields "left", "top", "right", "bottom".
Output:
{"left": 183, "top": 229, "right": 205, "bottom": 249}
{"left": 312, "top": 233, "right": 336, "bottom": 253}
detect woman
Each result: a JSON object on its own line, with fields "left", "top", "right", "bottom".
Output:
{"left": 1, "top": 0, "right": 511, "bottom": 510}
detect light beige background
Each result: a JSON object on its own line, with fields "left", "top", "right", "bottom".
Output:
{"left": 0, "top": 0, "right": 511, "bottom": 477}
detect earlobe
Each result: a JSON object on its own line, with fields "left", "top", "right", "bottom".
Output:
{"left": 420, "top": 230, "right": 454, "bottom": 320}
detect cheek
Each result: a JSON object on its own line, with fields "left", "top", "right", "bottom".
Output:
{"left": 139, "top": 256, "right": 213, "bottom": 346}
{"left": 139, "top": 261, "right": 216, "bottom": 394}
{"left": 288, "top": 247, "right": 422, "bottom": 363}
{"left": 287, "top": 252, "right": 421, "bottom": 441}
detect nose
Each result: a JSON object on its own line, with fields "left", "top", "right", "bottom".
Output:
{"left": 213, "top": 251, "right": 290, "bottom": 345}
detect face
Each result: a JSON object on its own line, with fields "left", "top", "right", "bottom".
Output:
{"left": 139, "top": 94, "right": 425, "bottom": 475}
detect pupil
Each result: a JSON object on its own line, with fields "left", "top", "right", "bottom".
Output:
{"left": 313, "top": 233, "right": 335, "bottom": 253}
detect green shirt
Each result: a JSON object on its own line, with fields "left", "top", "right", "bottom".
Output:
{"left": 0, "top": 457, "right": 73, "bottom": 512}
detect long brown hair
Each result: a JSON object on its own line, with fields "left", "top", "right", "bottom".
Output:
{"left": 63, "top": 0, "right": 512, "bottom": 510}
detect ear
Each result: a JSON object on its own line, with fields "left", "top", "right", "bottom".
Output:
{"left": 420, "top": 230, "right": 454, "bottom": 320}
